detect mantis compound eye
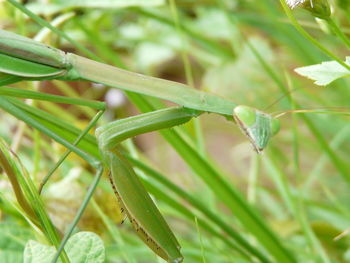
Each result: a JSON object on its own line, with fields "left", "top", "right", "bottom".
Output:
{"left": 233, "top": 105, "right": 256, "bottom": 127}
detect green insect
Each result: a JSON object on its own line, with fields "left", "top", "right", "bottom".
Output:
{"left": 234, "top": 105, "right": 280, "bottom": 153}
{"left": 0, "top": 29, "right": 280, "bottom": 263}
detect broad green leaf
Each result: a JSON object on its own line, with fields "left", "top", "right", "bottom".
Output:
{"left": 23, "top": 232, "right": 105, "bottom": 263}
{"left": 294, "top": 57, "right": 350, "bottom": 86}
{"left": 0, "top": 223, "right": 33, "bottom": 263}
{"left": 64, "top": 232, "right": 105, "bottom": 263}
{"left": 24, "top": 240, "right": 56, "bottom": 263}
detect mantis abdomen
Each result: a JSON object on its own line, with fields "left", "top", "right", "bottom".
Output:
{"left": 105, "top": 151, "right": 183, "bottom": 263}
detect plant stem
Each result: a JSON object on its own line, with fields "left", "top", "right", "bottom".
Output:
{"left": 51, "top": 166, "right": 104, "bottom": 263}
{"left": 39, "top": 110, "right": 105, "bottom": 194}
{"left": 279, "top": 0, "right": 350, "bottom": 71}
{"left": 326, "top": 18, "right": 350, "bottom": 50}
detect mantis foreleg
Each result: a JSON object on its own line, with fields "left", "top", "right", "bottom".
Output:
{"left": 96, "top": 107, "right": 201, "bottom": 151}
{"left": 96, "top": 107, "right": 203, "bottom": 263}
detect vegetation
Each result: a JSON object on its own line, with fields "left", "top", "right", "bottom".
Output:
{"left": 1, "top": 0, "right": 350, "bottom": 262}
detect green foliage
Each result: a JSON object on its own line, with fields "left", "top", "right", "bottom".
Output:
{"left": 295, "top": 57, "right": 350, "bottom": 85}
{"left": 23, "top": 232, "right": 105, "bottom": 263}
{"left": 0, "top": 223, "right": 33, "bottom": 263}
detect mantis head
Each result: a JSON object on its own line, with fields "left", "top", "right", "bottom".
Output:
{"left": 233, "top": 105, "right": 280, "bottom": 153}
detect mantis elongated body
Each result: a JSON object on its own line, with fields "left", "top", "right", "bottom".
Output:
{"left": 0, "top": 29, "right": 281, "bottom": 263}
{"left": 0, "top": 29, "right": 280, "bottom": 150}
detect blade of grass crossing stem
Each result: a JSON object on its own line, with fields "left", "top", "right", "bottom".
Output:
{"left": 51, "top": 167, "right": 104, "bottom": 263}
{"left": 39, "top": 110, "right": 105, "bottom": 193}
{"left": 0, "top": 139, "right": 71, "bottom": 263}
{"left": 5, "top": 97, "right": 98, "bottom": 157}
{"left": 0, "top": 86, "right": 105, "bottom": 110}
{"left": 0, "top": 97, "right": 99, "bottom": 167}
{"left": 0, "top": 84, "right": 105, "bottom": 189}
{"left": 0, "top": 95, "right": 105, "bottom": 193}
{"left": 0, "top": 140, "right": 39, "bottom": 226}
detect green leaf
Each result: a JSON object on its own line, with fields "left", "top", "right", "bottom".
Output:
{"left": 64, "top": 232, "right": 105, "bottom": 263}
{"left": 294, "top": 57, "right": 350, "bottom": 86}
{"left": 0, "top": 223, "right": 33, "bottom": 263}
{"left": 23, "top": 232, "right": 105, "bottom": 263}
{"left": 24, "top": 240, "right": 56, "bottom": 263}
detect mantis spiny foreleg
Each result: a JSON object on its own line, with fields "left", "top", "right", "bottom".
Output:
{"left": 96, "top": 107, "right": 201, "bottom": 263}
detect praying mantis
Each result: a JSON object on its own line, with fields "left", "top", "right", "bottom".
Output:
{"left": 0, "top": 29, "right": 281, "bottom": 263}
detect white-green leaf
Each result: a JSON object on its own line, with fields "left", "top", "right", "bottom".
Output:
{"left": 65, "top": 232, "right": 105, "bottom": 263}
{"left": 23, "top": 232, "right": 105, "bottom": 263}
{"left": 294, "top": 57, "right": 350, "bottom": 86}
{"left": 23, "top": 240, "right": 56, "bottom": 263}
